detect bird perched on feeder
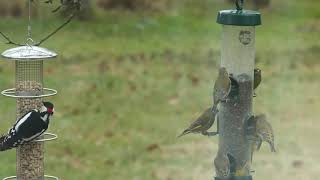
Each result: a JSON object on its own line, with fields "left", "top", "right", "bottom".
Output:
{"left": 0, "top": 102, "right": 54, "bottom": 151}
{"left": 214, "top": 152, "right": 234, "bottom": 179}
{"left": 253, "top": 68, "right": 261, "bottom": 96}
{"left": 247, "top": 114, "right": 276, "bottom": 152}
{"left": 212, "top": 67, "right": 231, "bottom": 111}
{"left": 177, "top": 107, "right": 218, "bottom": 138}
{"left": 255, "top": 114, "right": 275, "bottom": 152}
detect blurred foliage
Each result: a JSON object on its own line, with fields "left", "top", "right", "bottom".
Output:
{"left": 97, "top": 0, "right": 172, "bottom": 11}
{"left": 0, "top": 1, "right": 27, "bottom": 17}
{"left": 0, "top": 0, "right": 173, "bottom": 19}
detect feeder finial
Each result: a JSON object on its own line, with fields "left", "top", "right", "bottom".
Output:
{"left": 236, "top": 0, "right": 244, "bottom": 11}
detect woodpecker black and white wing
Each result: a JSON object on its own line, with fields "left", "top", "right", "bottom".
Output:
{"left": 14, "top": 110, "right": 48, "bottom": 140}
{"left": 0, "top": 110, "right": 49, "bottom": 151}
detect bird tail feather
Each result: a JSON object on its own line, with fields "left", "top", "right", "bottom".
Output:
{"left": 0, "top": 134, "right": 8, "bottom": 151}
{"left": 177, "top": 130, "right": 190, "bottom": 138}
{"left": 270, "top": 143, "right": 276, "bottom": 153}
{"left": 0, "top": 134, "right": 17, "bottom": 152}
{"left": 0, "top": 134, "right": 6, "bottom": 143}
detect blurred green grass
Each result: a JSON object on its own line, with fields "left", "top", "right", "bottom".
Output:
{"left": 0, "top": 0, "right": 320, "bottom": 179}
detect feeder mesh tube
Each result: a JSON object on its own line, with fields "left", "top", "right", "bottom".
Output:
{"left": 15, "top": 61, "right": 45, "bottom": 180}
{"left": 216, "top": 25, "right": 255, "bottom": 177}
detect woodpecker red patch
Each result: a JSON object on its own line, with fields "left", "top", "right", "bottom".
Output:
{"left": 47, "top": 108, "right": 53, "bottom": 113}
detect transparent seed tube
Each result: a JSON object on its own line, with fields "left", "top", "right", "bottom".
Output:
{"left": 216, "top": 25, "right": 255, "bottom": 177}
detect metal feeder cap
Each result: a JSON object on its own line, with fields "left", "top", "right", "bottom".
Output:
{"left": 1, "top": 46, "right": 57, "bottom": 60}
{"left": 217, "top": 10, "right": 261, "bottom": 26}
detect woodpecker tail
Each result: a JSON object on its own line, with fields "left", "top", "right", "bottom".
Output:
{"left": 177, "top": 129, "right": 191, "bottom": 138}
{"left": 0, "top": 134, "right": 18, "bottom": 152}
{"left": 0, "top": 134, "right": 6, "bottom": 143}
{"left": 0, "top": 134, "right": 8, "bottom": 151}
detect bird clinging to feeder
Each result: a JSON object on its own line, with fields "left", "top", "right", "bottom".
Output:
{"left": 212, "top": 67, "right": 231, "bottom": 112}
{"left": 214, "top": 152, "right": 234, "bottom": 179}
{"left": 0, "top": 102, "right": 54, "bottom": 151}
{"left": 247, "top": 114, "right": 276, "bottom": 152}
{"left": 178, "top": 107, "right": 219, "bottom": 138}
{"left": 255, "top": 114, "right": 276, "bottom": 152}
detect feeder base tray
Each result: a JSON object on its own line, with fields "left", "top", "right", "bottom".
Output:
{"left": 3, "top": 175, "right": 59, "bottom": 180}
{"left": 215, "top": 176, "right": 252, "bottom": 180}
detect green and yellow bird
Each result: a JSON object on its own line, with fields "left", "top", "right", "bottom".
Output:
{"left": 255, "top": 114, "right": 276, "bottom": 152}
{"left": 212, "top": 67, "right": 231, "bottom": 110}
{"left": 178, "top": 107, "right": 218, "bottom": 138}
{"left": 214, "top": 152, "right": 232, "bottom": 179}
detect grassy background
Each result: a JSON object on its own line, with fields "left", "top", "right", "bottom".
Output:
{"left": 0, "top": 0, "right": 319, "bottom": 179}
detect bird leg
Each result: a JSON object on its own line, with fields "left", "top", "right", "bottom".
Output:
{"left": 206, "top": 132, "right": 219, "bottom": 137}
{"left": 253, "top": 92, "right": 257, "bottom": 97}
{"left": 203, "top": 131, "right": 218, "bottom": 137}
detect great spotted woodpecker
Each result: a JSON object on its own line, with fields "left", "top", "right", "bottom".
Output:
{"left": 0, "top": 102, "right": 54, "bottom": 151}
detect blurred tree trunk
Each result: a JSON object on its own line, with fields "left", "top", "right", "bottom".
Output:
{"left": 77, "top": 0, "right": 94, "bottom": 20}
{"left": 11, "top": 0, "right": 23, "bottom": 17}
{"left": 60, "top": 0, "right": 94, "bottom": 20}
{"left": 0, "top": 2, "right": 9, "bottom": 17}
{"left": 252, "top": 0, "right": 270, "bottom": 9}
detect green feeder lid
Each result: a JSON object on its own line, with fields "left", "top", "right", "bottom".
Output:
{"left": 217, "top": 10, "right": 261, "bottom": 26}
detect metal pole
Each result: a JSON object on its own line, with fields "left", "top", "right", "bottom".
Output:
{"left": 215, "top": 2, "right": 261, "bottom": 179}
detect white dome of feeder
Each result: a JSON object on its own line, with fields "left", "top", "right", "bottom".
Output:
{"left": 1, "top": 46, "right": 57, "bottom": 60}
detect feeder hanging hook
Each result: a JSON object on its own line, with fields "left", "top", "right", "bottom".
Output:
{"left": 236, "top": 0, "right": 244, "bottom": 11}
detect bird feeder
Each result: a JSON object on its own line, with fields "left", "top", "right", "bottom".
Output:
{"left": 214, "top": 1, "right": 261, "bottom": 180}
{"left": 0, "top": 1, "right": 59, "bottom": 178}
{"left": 0, "top": 0, "right": 77, "bottom": 179}
{"left": 1, "top": 46, "right": 59, "bottom": 180}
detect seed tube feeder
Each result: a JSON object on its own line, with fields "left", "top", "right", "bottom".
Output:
{"left": 1, "top": 46, "right": 58, "bottom": 180}
{"left": 214, "top": 1, "right": 261, "bottom": 180}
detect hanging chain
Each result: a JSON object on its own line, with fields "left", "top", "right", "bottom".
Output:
{"left": 236, "top": 0, "right": 244, "bottom": 11}
{"left": 26, "top": 0, "right": 34, "bottom": 46}
{"left": 28, "top": 0, "right": 31, "bottom": 38}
